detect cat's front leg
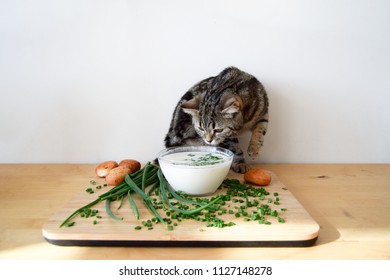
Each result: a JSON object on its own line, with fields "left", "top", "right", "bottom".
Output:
{"left": 232, "top": 157, "right": 249, "bottom": 173}
{"left": 221, "top": 138, "right": 249, "bottom": 173}
{"left": 247, "top": 118, "right": 268, "bottom": 160}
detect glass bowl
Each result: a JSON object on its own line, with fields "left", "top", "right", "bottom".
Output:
{"left": 157, "top": 146, "right": 234, "bottom": 196}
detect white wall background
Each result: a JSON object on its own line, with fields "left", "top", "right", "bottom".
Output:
{"left": 1, "top": 0, "right": 389, "bottom": 164}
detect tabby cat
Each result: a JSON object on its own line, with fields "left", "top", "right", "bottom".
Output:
{"left": 164, "top": 66, "right": 269, "bottom": 173}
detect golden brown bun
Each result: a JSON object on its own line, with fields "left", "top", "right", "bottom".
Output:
{"left": 244, "top": 168, "right": 272, "bottom": 186}
{"left": 95, "top": 161, "right": 118, "bottom": 178}
{"left": 105, "top": 166, "right": 131, "bottom": 186}
{"left": 118, "top": 159, "right": 141, "bottom": 173}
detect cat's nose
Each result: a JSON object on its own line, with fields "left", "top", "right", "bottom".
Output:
{"left": 205, "top": 133, "right": 213, "bottom": 143}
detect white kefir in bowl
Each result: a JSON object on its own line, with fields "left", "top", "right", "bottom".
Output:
{"left": 158, "top": 146, "right": 234, "bottom": 195}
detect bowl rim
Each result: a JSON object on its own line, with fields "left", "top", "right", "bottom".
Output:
{"left": 157, "top": 146, "right": 234, "bottom": 167}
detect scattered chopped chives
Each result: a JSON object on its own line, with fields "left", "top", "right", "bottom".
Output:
{"left": 62, "top": 167, "right": 288, "bottom": 231}
{"left": 85, "top": 187, "right": 94, "bottom": 194}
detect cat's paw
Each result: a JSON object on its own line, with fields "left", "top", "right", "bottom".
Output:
{"left": 247, "top": 143, "right": 261, "bottom": 160}
{"left": 232, "top": 163, "right": 250, "bottom": 174}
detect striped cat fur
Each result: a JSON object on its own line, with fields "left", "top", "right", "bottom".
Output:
{"left": 164, "top": 66, "right": 269, "bottom": 173}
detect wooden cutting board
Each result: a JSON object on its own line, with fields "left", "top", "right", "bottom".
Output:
{"left": 42, "top": 171, "right": 319, "bottom": 247}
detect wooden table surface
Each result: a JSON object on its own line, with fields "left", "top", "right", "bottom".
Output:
{"left": 1, "top": 164, "right": 389, "bottom": 260}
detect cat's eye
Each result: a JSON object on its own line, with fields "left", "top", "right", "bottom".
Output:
{"left": 214, "top": 128, "right": 223, "bottom": 133}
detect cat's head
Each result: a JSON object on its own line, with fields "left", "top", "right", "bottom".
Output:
{"left": 181, "top": 94, "right": 243, "bottom": 145}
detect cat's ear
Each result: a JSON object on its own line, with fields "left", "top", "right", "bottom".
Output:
{"left": 181, "top": 95, "right": 202, "bottom": 117}
{"left": 222, "top": 96, "right": 241, "bottom": 115}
